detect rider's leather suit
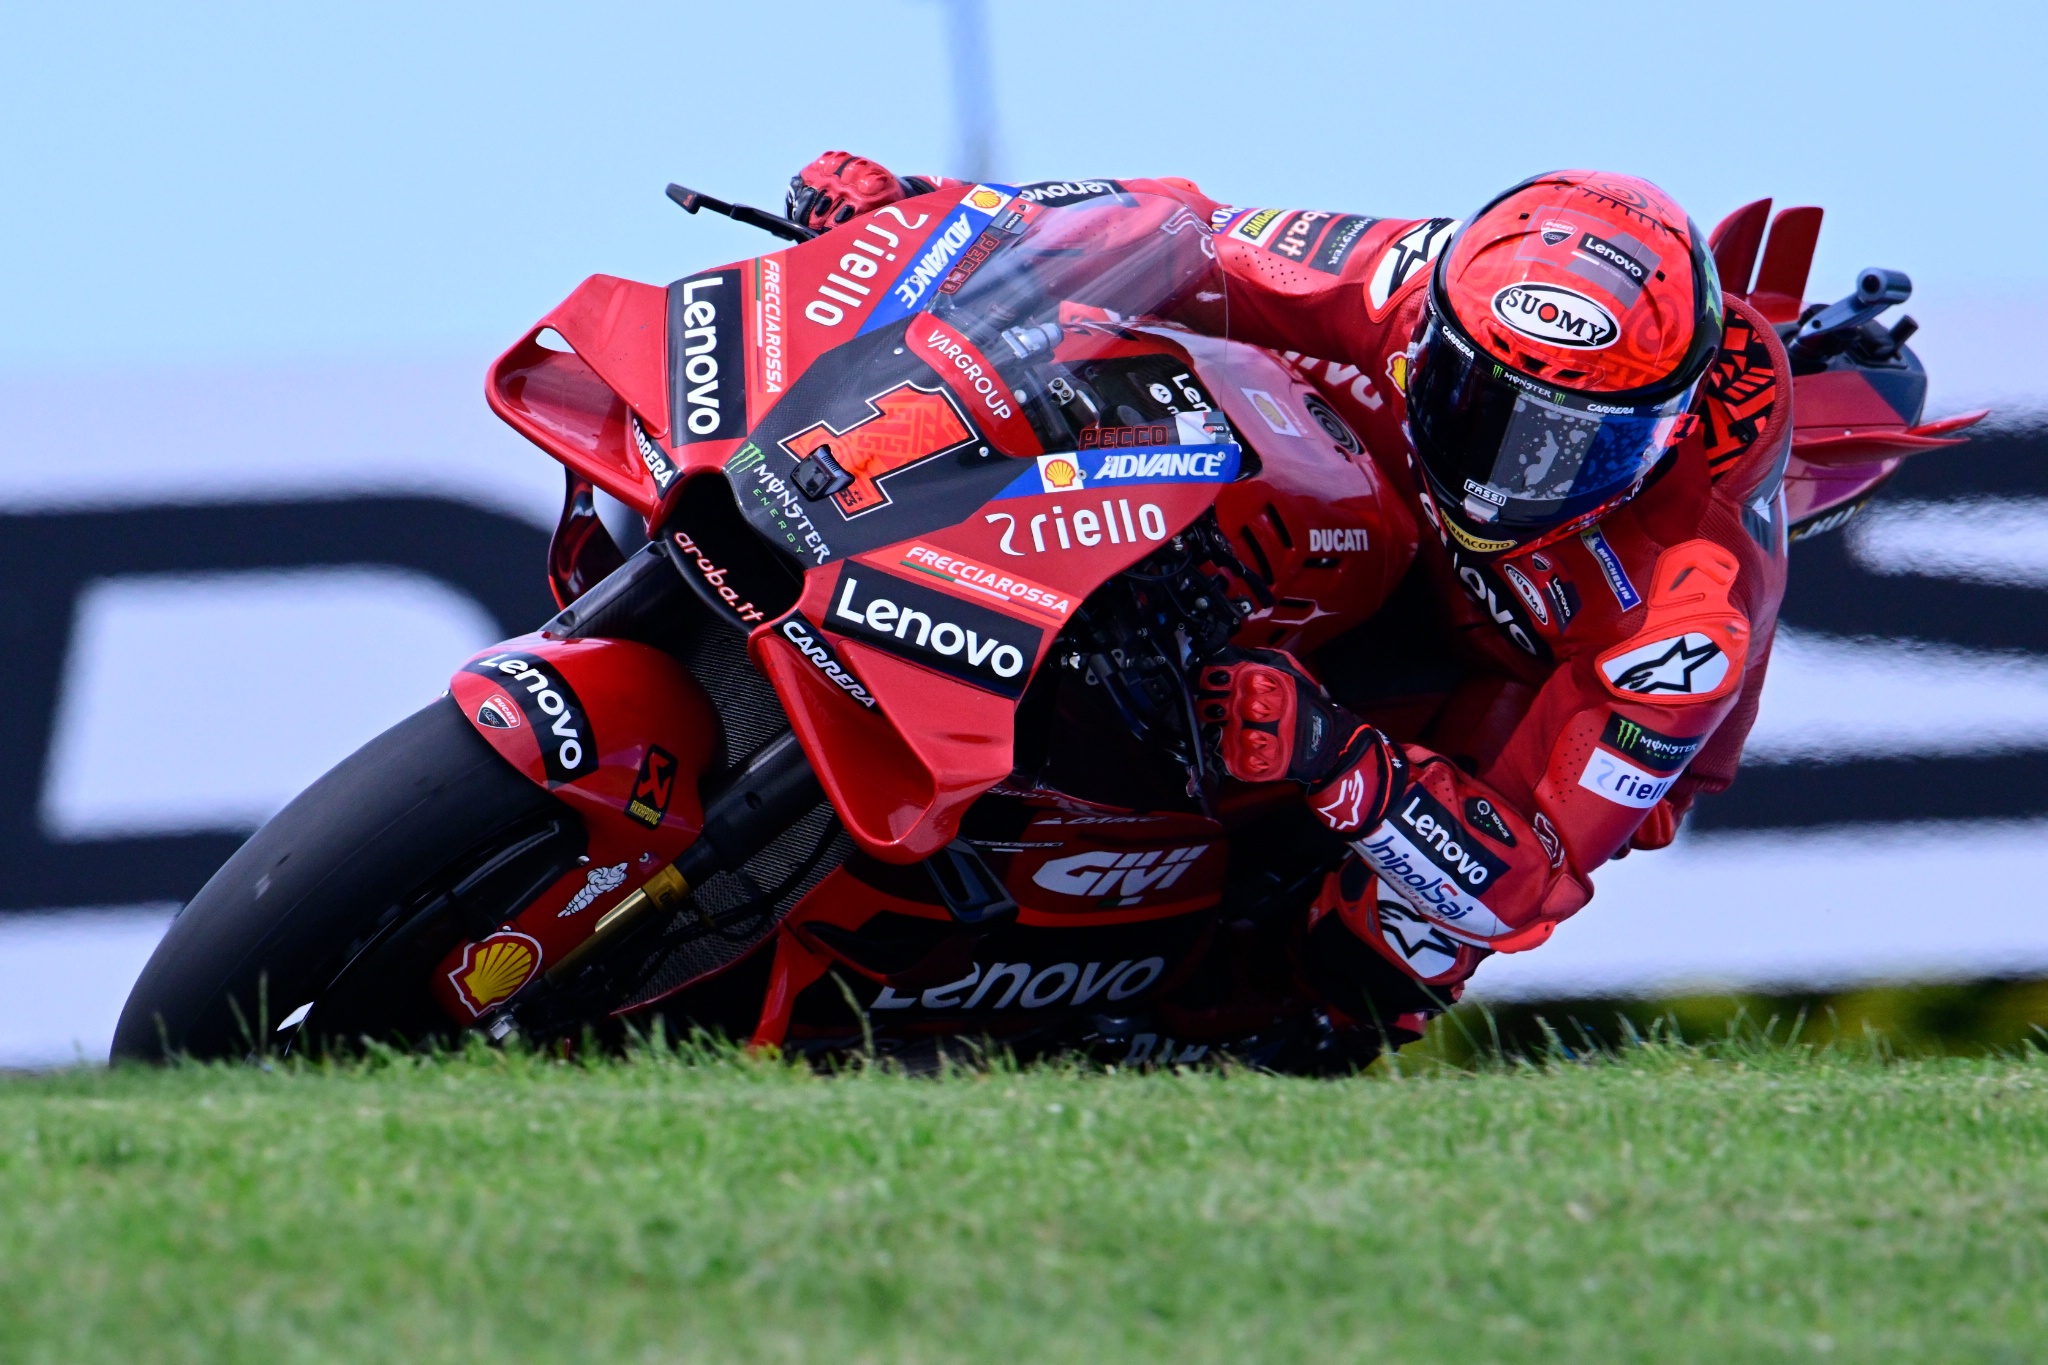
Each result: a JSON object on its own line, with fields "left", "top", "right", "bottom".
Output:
{"left": 807, "top": 170, "right": 1792, "bottom": 1048}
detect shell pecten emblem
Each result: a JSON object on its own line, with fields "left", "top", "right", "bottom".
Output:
{"left": 447, "top": 931, "right": 543, "bottom": 1017}
{"left": 968, "top": 187, "right": 1006, "bottom": 212}
{"left": 1035, "top": 454, "right": 1086, "bottom": 492}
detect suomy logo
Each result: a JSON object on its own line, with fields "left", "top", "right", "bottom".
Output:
{"left": 1490, "top": 283, "right": 1619, "bottom": 349}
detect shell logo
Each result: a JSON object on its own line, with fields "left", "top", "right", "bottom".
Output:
{"left": 447, "top": 931, "right": 543, "bottom": 1017}
{"left": 1035, "top": 454, "right": 1086, "bottom": 493}
{"left": 968, "top": 187, "right": 1004, "bottom": 212}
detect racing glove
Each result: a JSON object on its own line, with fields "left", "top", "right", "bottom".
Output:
{"left": 1195, "top": 649, "right": 1404, "bottom": 835}
{"left": 785, "top": 151, "right": 940, "bottom": 232}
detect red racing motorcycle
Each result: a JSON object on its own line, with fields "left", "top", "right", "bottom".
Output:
{"left": 114, "top": 182, "right": 1971, "bottom": 1066}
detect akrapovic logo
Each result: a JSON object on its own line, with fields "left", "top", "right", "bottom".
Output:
{"left": 670, "top": 271, "right": 745, "bottom": 442}
{"left": 870, "top": 956, "right": 1168, "bottom": 1011}
{"left": 1491, "top": 283, "right": 1619, "bottom": 349}
{"left": 1031, "top": 846, "right": 1208, "bottom": 904}
{"left": 463, "top": 652, "right": 597, "bottom": 785}
{"left": 830, "top": 564, "right": 1041, "bottom": 697}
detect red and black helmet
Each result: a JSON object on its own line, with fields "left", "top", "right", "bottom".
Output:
{"left": 1405, "top": 170, "right": 1723, "bottom": 555}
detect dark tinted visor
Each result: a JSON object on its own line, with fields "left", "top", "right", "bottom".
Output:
{"left": 1408, "top": 308, "right": 1698, "bottom": 532}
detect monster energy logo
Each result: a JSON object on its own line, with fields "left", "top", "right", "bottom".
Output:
{"left": 1600, "top": 714, "right": 1703, "bottom": 775}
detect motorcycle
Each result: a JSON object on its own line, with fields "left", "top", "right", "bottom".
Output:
{"left": 112, "top": 180, "right": 1979, "bottom": 1067}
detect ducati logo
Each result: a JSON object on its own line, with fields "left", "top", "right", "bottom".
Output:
{"left": 475, "top": 695, "right": 520, "bottom": 730}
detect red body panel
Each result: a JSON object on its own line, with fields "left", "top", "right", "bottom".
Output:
{"left": 433, "top": 633, "right": 720, "bottom": 1019}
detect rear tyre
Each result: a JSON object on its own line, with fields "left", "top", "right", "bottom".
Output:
{"left": 111, "top": 697, "right": 580, "bottom": 1062}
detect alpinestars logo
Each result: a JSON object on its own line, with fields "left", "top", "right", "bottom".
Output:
{"left": 1032, "top": 846, "right": 1208, "bottom": 904}
{"left": 831, "top": 564, "right": 1042, "bottom": 697}
{"left": 463, "top": 652, "right": 597, "bottom": 785}
{"left": 1368, "top": 217, "right": 1457, "bottom": 312}
{"left": 1600, "top": 633, "right": 1728, "bottom": 697}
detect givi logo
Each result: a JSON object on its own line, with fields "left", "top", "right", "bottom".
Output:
{"left": 1031, "top": 845, "right": 1208, "bottom": 904}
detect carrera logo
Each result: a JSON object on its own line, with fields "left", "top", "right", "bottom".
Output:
{"left": 631, "top": 414, "right": 677, "bottom": 492}
{"left": 871, "top": 956, "right": 1167, "bottom": 1012}
{"left": 671, "top": 272, "right": 745, "bottom": 442}
{"left": 831, "top": 564, "right": 1041, "bottom": 697}
{"left": 1491, "top": 284, "right": 1620, "bottom": 349}
{"left": 447, "top": 931, "right": 542, "bottom": 1017}
{"left": 671, "top": 531, "right": 768, "bottom": 625}
{"left": 1600, "top": 632, "right": 1729, "bottom": 697}
{"left": 1600, "top": 714, "right": 1703, "bottom": 774}
{"left": 778, "top": 614, "right": 877, "bottom": 708}
{"left": 626, "top": 745, "right": 678, "bottom": 829}
{"left": 463, "top": 652, "right": 597, "bottom": 785}
{"left": 1031, "top": 845, "right": 1208, "bottom": 903}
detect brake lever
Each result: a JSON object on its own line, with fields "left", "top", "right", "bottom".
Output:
{"left": 665, "top": 183, "right": 818, "bottom": 244}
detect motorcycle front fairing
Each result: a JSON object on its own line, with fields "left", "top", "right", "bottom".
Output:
{"left": 701, "top": 185, "right": 1250, "bottom": 861}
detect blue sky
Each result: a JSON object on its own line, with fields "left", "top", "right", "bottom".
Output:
{"left": 3, "top": 1, "right": 2042, "bottom": 371}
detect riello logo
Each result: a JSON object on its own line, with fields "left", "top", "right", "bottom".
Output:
{"left": 1490, "top": 283, "right": 1619, "bottom": 349}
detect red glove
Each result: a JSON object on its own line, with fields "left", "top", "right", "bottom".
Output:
{"left": 785, "top": 151, "right": 936, "bottom": 232}
{"left": 1195, "top": 650, "right": 1404, "bottom": 834}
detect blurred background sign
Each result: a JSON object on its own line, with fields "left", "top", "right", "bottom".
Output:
{"left": 4, "top": 0, "right": 2045, "bottom": 1063}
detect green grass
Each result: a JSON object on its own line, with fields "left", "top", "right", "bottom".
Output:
{"left": 4, "top": 1036, "right": 2047, "bottom": 1363}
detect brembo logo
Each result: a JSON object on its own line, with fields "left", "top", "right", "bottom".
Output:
{"left": 871, "top": 956, "right": 1168, "bottom": 1012}
{"left": 1490, "top": 283, "right": 1619, "bottom": 349}
{"left": 672, "top": 272, "right": 745, "bottom": 442}
{"left": 831, "top": 563, "right": 1042, "bottom": 697}
{"left": 463, "top": 652, "right": 596, "bottom": 785}
{"left": 1031, "top": 846, "right": 1208, "bottom": 904}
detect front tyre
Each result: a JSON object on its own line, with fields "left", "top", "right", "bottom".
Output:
{"left": 112, "top": 696, "right": 577, "bottom": 1061}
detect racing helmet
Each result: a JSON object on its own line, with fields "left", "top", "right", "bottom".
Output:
{"left": 1405, "top": 170, "right": 1723, "bottom": 555}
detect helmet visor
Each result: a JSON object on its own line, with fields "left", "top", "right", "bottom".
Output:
{"left": 1408, "top": 306, "right": 1698, "bottom": 533}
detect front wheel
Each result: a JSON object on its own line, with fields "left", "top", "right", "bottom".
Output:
{"left": 112, "top": 696, "right": 583, "bottom": 1061}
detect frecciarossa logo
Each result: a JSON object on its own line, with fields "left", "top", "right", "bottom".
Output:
{"left": 462, "top": 652, "right": 598, "bottom": 785}
{"left": 830, "top": 563, "right": 1042, "bottom": 697}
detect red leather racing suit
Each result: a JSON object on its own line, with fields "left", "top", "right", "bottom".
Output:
{"left": 827, "top": 173, "right": 1792, "bottom": 1039}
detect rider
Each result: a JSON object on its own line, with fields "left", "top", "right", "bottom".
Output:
{"left": 788, "top": 153, "right": 1791, "bottom": 1061}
